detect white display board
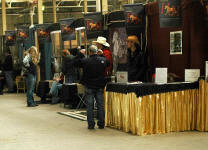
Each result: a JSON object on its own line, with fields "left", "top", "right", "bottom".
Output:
{"left": 185, "top": 69, "right": 200, "bottom": 82}
{"left": 155, "top": 68, "right": 168, "bottom": 84}
{"left": 206, "top": 61, "right": 208, "bottom": 79}
{"left": 116, "top": 72, "right": 128, "bottom": 83}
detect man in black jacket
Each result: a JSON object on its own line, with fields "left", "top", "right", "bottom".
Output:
{"left": 3, "top": 50, "right": 14, "bottom": 93}
{"left": 74, "top": 45, "right": 110, "bottom": 129}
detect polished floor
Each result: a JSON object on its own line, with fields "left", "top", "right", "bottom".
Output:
{"left": 0, "top": 93, "right": 208, "bottom": 150}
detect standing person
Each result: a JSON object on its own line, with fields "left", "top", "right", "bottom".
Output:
{"left": 23, "top": 46, "right": 40, "bottom": 107}
{"left": 3, "top": 49, "right": 14, "bottom": 93}
{"left": 74, "top": 45, "right": 109, "bottom": 130}
{"left": 127, "top": 35, "right": 146, "bottom": 82}
{"left": 93, "top": 36, "right": 113, "bottom": 76}
{"left": 62, "top": 49, "right": 77, "bottom": 83}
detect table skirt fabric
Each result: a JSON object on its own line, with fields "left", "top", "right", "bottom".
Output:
{"left": 197, "top": 80, "right": 208, "bottom": 131}
{"left": 105, "top": 89, "right": 199, "bottom": 136}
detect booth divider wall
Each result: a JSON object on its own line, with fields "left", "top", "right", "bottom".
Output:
{"left": 146, "top": 1, "right": 208, "bottom": 79}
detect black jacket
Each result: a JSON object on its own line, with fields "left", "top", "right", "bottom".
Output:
{"left": 3, "top": 55, "right": 13, "bottom": 71}
{"left": 74, "top": 54, "right": 110, "bottom": 89}
{"left": 26, "top": 61, "right": 37, "bottom": 76}
{"left": 127, "top": 48, "right": 146, "bottom": 82}
{"left": 62, "top": 55, "right": 76, "bottom": 75}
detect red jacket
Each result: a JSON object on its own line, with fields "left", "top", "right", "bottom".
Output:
{"left": 103, "top": 49, "right": 113, "bottom": 76}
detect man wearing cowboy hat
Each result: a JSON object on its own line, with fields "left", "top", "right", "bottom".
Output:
{"left": 93, "top": 36, "right": 113, "bottom": 76}
{"left": 127, "top": 35, "right": 146, "bottom": 82}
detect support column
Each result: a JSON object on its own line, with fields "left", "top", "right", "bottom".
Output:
{"left": 102, "top": 0, "right": 108, "bottom": 14}
{"left": 1, "top": 0, "right": 7, "bottom": 35}
{"left": 38, "top": 0, "right": 43, "bottom": 24}
{"left": 84, "top": 0, "right": 88, "bottom": 13}
{"left": 128, "top": 0, "right": 134, "bottom": 4}
{"left": 96, "top": 0, "right": 101, "bottom": 12}
{"left": 53, "top": 0, "right": 57, "bottom": 23}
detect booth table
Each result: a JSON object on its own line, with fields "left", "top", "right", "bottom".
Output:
{"left": 104, "top": 81, "right": 200, "bottom": 136}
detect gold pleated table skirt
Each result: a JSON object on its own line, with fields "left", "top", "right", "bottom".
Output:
{"left": 105, "top": 87, "right": 201, "bottom": 136}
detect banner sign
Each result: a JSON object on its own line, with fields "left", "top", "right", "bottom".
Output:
{"left": 59, "top": 18, "right": 76, "bottom": 41}
{"left": 123, "top": 4, "right": 145, "bottom": 36}
{"left": 16, "top": 25, "right": 29, "bottom": 42}
{"left": 84, "top": 12, "right": 104, "bottom": 39}
{"left": 5, "top": 30, "right": 16, "bottom": 46}
{"left": 36, "top": 24, "right": 51, "bottom": 42}
{"left": 158, "top": 0, "right": 182, "bottom": 28}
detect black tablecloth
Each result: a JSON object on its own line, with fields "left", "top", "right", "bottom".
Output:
{"left": 106, "top": 82, "right": 199, "bottom": 97}
{"left": 62, "top": 84, "right": 80, "bottom": 108}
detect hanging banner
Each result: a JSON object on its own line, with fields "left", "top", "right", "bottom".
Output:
{"left": 16, "top": 25, "right": 29, "bottom": 42}
{"left": 107, "top": 11, "right": 126, "bottom": 28}
{"left": 84, "top": 12, "right": 104, "bottom": 39}
{"left": 59, "top": 18, "right": 76, "bottom": 41}
{"left": 158, "top": 0, "right": 182, "bottom": 28}
{"left": 202, "top": 0, "right": 208, "bottom": 27}
{"left": 36, "top": 24, "right": 51, "bottom": 42}
{"left": 5, "top": 31, "right": 16, "bottom": 46}
{"left": 123, "top": 4, "right": 145, "bottom": 36}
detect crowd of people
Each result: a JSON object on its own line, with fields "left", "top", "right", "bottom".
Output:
{"left": 0, "top": 35, "right": 147, "bottom": 130}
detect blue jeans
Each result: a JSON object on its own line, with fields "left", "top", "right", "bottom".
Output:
{"left": 25, "top": 73, "right": 36, "bottom": 105}
{"left": 49, "top": 81, "right": 62, "bottom": 103}
{"left": 85, "top": 87, "right": 105, "bottom": 127}
{"left": 4, "top": 71, "right": 14, "bottom": 92}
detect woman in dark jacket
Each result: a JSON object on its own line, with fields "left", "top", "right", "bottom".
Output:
{"left": 127, "top": 35, "right": 146, "bottom": 82}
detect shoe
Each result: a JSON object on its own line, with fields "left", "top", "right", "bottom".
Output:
{"left": 98, "top": 126, "right": 104, "bottom": 129}
{"left": 88, "top": 126, "right": 95, "bottom": 130}
{"left": 27, "top": 103, "right": 38, "bottom": 107}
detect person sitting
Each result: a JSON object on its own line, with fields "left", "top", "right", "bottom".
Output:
{"left": 93, "top": 36, "right": 113, "bottom": 76}
{"left": 127, "top": 35, "right": 146, "bottom": 82}
{"left": 47, "top": 73, "right": 64, "bottom": 104}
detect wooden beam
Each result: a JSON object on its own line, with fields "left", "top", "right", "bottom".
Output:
{"left": 102, "top": 0, "right": 108, "bottom": 14}
{"left": 38, "top": 0, "right": 43, "bottom": 24}
{"left": 84, "top": 0, "right": 87, "bottom": 13}
{"left": 52, "top": 0, "right": 57, "bottom": 23}
{"left": 1, "top": 0, "right": 7, "bottom": 35}
{"left": 96, "top": 0, "right": 101, "bottom": 12}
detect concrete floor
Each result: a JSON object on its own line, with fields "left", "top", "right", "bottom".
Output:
{"left": 0, "top": 94, "right": 208, "bottom": 150}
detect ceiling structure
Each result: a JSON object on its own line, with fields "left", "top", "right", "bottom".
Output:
{"left": 0, "top": 0, "right": 98, "bottom": 15}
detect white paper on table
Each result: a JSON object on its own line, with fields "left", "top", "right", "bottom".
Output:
{"left": 155, "top": 68, "right": 168, "bottom": 84}
{"left": 116, "top": 72, "right": 128, "bottom": 83}
{"left": 185, "top": 69, "right": 200, "bottom": 82}
{"left": 206, "top": 61, "right": 208, "bottom": 78}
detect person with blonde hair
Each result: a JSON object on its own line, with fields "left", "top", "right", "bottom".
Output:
{"left": 23, "top": 46, "right": 40, "bottom": 107}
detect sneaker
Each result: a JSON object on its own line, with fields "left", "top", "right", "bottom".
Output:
{"left": 98, "top": 126, "right": 104, "bottom": 129}
{"left": 27, "top": 103, "right": 38, "bottom": 107}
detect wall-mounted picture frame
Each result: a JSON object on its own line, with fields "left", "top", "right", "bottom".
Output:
{"left": 170, "top": 31, "right": 182, "bottom": 55}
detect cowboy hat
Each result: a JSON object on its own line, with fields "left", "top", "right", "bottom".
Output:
{"left": 127, "top": 35, "right": 140, "bottom": 46}
{"left": 93, "top": 36, "right": 110, "bottom": 47}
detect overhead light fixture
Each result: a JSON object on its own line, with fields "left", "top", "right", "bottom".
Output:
{"left": 42, "top": 5, "right": 45, "bottom": 11}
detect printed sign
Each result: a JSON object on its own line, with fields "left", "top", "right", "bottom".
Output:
{"left": 59, "top": 18, "right": 76, "bottom": 41}
{"left": 158, "top": 0, "right": 182, "bottom": 27}
{"left": 36, "top": 24, "right": 51, "bottom": 42}
{"left": 116, "top": 71, "right": 128, "bottom": 83}
{"left": 185, "top": 69, "right": 200, "bottom": 82}
{"left": 16, "top": 25, "right": 29, "bottom": 42}
{"left": 170, "top": 31, "right": 182, "bottom": 55}
{"left": 155, "top": 68, "right": 168, "bottom": 84}
{"left": 5, "top": 30, "right": 16, "bottom": 46}
{"left": 84, "top": 12, "right": 104, "bottom": 39}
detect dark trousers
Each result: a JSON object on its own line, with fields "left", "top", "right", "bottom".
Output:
{"left": 0, "top": 79, "right": 4, "bottom": 92}
{"left": 85, "top": 87, "right": 105, "bottom": 127}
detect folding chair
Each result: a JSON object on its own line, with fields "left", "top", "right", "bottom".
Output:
{"left": 76, "top": 84, "right": 86, "bottom": 109}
